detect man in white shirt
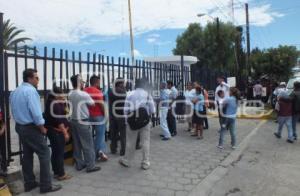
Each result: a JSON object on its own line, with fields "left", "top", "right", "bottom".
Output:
{"left": 184, "top": 82, "right": 196, "bottom": 132}
{"left": 167, "top": 80, "right": 178, "bottom": 136}
{"left": 69, "top": 74, "right": 100, "bottom": 173}
{"left": 253, "top": 81, "right": 263, "bottom": 107}
{"left": 215, "top": 76, "right": 230, "bottom": 126}
{"left": 119, "top": 78, "right": 156, "bottom": 170}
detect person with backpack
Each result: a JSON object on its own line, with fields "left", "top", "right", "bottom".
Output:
{"left": 290, "top": 81, "right": 300, "bottom": 140}
{"left": 119, "top": 79, "right": 155, "bottom": 170}
{"left": 167, "top": 80, "right": 178, "bottom": 136}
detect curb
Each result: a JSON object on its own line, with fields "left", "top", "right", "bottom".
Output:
{"left": 0, "top": 178, "right": 12, "bottom": 196}
{"left": 188, "top": 120, "right": 267, "bottom": 196}
{"left": 207, "top": 109, "right": 274, "bottom": 120}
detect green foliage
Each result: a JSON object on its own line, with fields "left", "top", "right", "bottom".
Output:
{"left": 250, "top": 45, "right": 298, "bottom": 82}
{"left": 173, "top": 21, "right": 241, "bottom": 73}
{"left": 2, "top": 19, "right": 32, "bottom": 52}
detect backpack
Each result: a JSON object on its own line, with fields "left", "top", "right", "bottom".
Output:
{"left": 127, "top": 96, "right": 150, "bottom": 130}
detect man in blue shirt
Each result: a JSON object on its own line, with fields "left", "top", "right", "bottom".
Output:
{"left": 10, "top": 69, "right": 61, "bottom": 194}
{"left": 159, "top": 82, "right": 171, "bottom": 140}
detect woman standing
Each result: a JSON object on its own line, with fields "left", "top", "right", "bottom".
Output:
{"left": 44, "top": 87, "right": 72, "bottom": 181}
{"left": 191, "top": 86, "right": 205, "bottom": 139}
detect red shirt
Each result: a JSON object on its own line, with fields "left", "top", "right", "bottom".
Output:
{"left": 84, "top": 87, "right": 104, "bottom": 117}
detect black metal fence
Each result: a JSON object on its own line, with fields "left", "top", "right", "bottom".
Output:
{"left": 0, "top": 13, "right": 192, "bottom": 169}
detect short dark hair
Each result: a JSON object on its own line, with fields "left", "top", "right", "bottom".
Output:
{"left": 167, "top": 80, "right": 173, "bottom": 86}
{"left": 89, "top": 75, "right": 100, "bottom": 86}
{"left": 294, "top": 81, "right": 300, "bottom": 90}
{"left": 23, "top": 69, "right": 37, "bottom": 82}
{"left": 115, "top": 78, "right": 125, "bottom": 88}
{"left": 217, "top": 90, "right": 224, "bottom": 96}
{"left": 70, "top": 74, "right": 80, "bottom": 88}
{"left": 217, "top": 76, "right": 225, "bottom": 80}
{"left": 135, "top": 78, "right": 147, "bottom": 89}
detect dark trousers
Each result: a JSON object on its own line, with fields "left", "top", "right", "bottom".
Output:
{"left": 110, "top": 116, "right": 126, "bottom": 155}
{"left": 15, "top": 124, "right": 51, "bottom": 191}
{"left": 0, "top": 135, "right": 6, "bottom": 172}
{"left": 47, "top": 127, "right": 65, "bottom": 177}
{"left": 203, "top": 107, "right": 209, "bottom": 129}
{"left": 167, "top": 109, "right": 177, "bottom": 135}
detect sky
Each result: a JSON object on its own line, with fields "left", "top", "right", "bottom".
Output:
{"left": 1, "top": 0, "right": 299, "bottom": 60}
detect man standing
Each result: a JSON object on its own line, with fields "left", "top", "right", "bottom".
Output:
{"left": 184, "top": 82, "right": 195, "bottom": 132}
{"left": 10, "top": 69, "right": 61, "bottom": 193}
{"left": 109, "top": 78, "right": 127, "bottom": 156}
{"left": 167, "top": 81, "right": 178, "bottom": 136}
{"left": 160, "top": 82, "right": 171, "bottom": 140}
{"left": 119, "top": 78, "right": 156, "bottom": 170}
{"left": 85, "top": 75, "right": 108, "bottom": 161}
{"left": 69, "top": 74, "right": 100, "bottom": 173}
{"left": 253, "top": 81, "right": 263, "bottom": 107}
{"left": 290, "top": 81, "right": 300, "bottom": 140}
{"left": 215, "top": 76, "right": 230, "bottom": 126}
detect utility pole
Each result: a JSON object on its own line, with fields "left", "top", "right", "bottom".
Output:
{"left": 128, "top": 0, "right": 135, "bottom": 65}
{"left": 216, "top": 17, "right": 221, "bottom": 72}
{"left": 245, "top": 3, "right": 251, "bottom": 82}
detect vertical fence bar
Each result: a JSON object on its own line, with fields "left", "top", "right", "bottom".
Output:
{"left": 0, "top": 13, "right": 7, "bottom": 168}
{"left": 65, "top": 50, "right": 69, "bottom": 90}
{"left": 111, "top": 57, "right": 114, "bottom": 82}
{"left": 52, "top": 48, "right": 55, "bottom": 86}
{"left": 24, "top": 45, "right": 28, "bottom": 69}
{"left": 33, "top": 46, "right": 37, "bottom": 70}
{"left": 106, "top": 56, "right": 110, "bottom": 89}
{"left": 93, "top": 53, "right": 96, "bottom": 75}
{"left": 98, "top": 54, "right": 101, "bottom": 77}
{"left": 59, "top": 49, "right": 63, "bottom": 87}
{"left": 101, "top": 55, "right": 105, "bottom": 89}
{"left": 118, "top": 57, "right": 121, "bottom": 78}
{"left": 122, "top": 57, "right": 126, "bottom": 79}
{"left": 4, "top": 51, "right": 12, "bottom": 167}
{"left": 14, "top": 43, "right": 19, "bottom": 87}
{"left": 79, "top": 52, "right": 82, "bottom": 73}
{"left": 43, "top": 47, "right": 48, "bottom": 101}
{"left": 72, "top": 51, "right": 75, "bottom": 76}
{"left": 86, "top": 52, "right": 90, "bottom": 85}
{"left": 142, "top": 60, "right": 145, "bottom": 78}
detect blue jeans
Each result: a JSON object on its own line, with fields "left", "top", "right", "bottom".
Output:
{"left": 218, "top": 118, "right": 236, "bottom": 146}
{"left": 292, "top": 114, "right": 300, "bottom": 139}
{"left": 277, "top": 116, "right": 293, "bottom": 140}
{"left": 90, "top": 116, "right": 107, "bottom": 154}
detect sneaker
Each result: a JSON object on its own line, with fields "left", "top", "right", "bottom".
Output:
{"left": 119, "top": 159, "right": 130, "bottom": 168}
{"left": 141, "top": 163, "right": 150, "bottom": 170}
{"left": 86, "top": 166, "right": 101, "bottom": 173}
{"left": 231, "top": 146, "right": 237, "bottom": 149}
{"left": 40, "top": 184, "right": 62, "bottom": 194}
{"left": 287, "top": 139, "right": 294, "bottom": 144}
{"left": 274, "top": 132, "right": 281, "bottom": 139}
{"left": 161, "top": 137, "right": 170, "bottom": 141}
{"left": 217, "top": 145, "right": 224, "bottom": 149}
{"left": 98, "top": 151, "right": 108, "bottom": 162}
{"left": 24, "top": 182, "right": 39, "bottom": 192}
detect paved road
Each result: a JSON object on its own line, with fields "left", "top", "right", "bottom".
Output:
{"left": 13, "top": 118, "right": 261, "bottom": 196}
{"left": 209, "top": 120, "right": 300, "bottom": 196}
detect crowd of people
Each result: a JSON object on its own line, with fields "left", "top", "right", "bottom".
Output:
{"left": 1, "top": 68, "right": 270, "bottom": 194}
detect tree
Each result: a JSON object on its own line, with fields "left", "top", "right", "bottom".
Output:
{"left": 250, "top": 45, "right": 299, "bottom": 82}
{"left": 173, "top": 21, "right": 242, "bottom": 73}
{"left": 2, "top": 19, "right": 32, "bottom": 52}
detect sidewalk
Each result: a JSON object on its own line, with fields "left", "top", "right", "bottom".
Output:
{"left": 207, "top": 120, "right": 300, "bottom": 196}
{"left": 12, "top": 118, "right": 261, "bottom": 196}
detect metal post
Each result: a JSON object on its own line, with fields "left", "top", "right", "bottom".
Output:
{"left": 128, "top": 0, "right": 135, "bottom": 65}
{"left": 246, "top": 3, "right": 251, "bottom": 82}
{"left": 0, "top": 13, "right": 4, "bottom": 113}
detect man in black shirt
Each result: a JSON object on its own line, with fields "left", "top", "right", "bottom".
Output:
{"left": 109, "top": 78, "right": 127, "bottom": 156}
